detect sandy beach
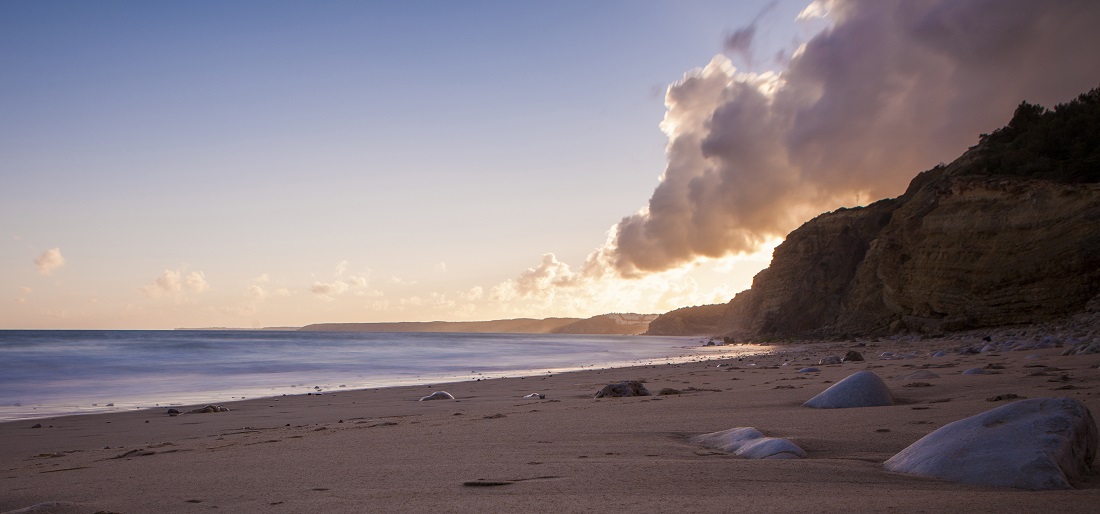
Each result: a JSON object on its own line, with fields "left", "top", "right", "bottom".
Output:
{"left": 2, "top": 335, "right": 1099, "bottom": 513}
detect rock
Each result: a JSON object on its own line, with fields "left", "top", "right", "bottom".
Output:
{"left": 902, "top": 370, "right": 940, "bottom": 380}
{"left": 166, "top": 408, "right": 180, "bottom": 415}
{"left": 657, "top": 388, "right": 682, "bottom": 395}
{"left": 818, "top": 355, "right": 842, "bottom": 365}
{"left": 931, "top": 351, "right": 947, "bottom": 357}
{"left": 842, "top": 350, "right": 865, "bottom": 362}
{"left": 31, "top": 423, "right": 42, "bottom": 429}
{"left": 884, "top": 397, "right": 1098, "bottom": 490}
{"left": 961, "top": 368, "right": 986, "bottom": 375}
{"left": 594, "top": 381, "right": 650, "bottom": 398}
{"left": 187, "top": 405, "right": 229, "bottom": 414}
{"left": 987, "top": 393, "right": 1024, "bottom": 402}
{"left": 797, "top": 367, "right": 821, "bottom": 373}
{"left": 419, "top": 391, "right": 455, "bottom": 401}
{"left": 803, "top": 370, "right": 893, "bottom": 409}
{"left": 692, "top": 427, "right": 806, "bottom": 459}
{"left": 522, "top": 393, "right": 545, "bottom": 399}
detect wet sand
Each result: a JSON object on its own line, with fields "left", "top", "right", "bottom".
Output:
{"left": 2, "top": 337, "right": 1099, "bottom": 513}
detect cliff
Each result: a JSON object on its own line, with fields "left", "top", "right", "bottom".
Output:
{"left": 649, "top": 87, "right": 1100, "bottom": 338}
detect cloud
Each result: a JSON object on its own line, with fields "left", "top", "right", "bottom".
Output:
{"left": 34, "top": 248, "right": 65, "bottom": 276}
{"left": 309, "top": 261, "right": 372, "bottom": 299}
{"left": 310, "top": 280, "right": 350, "bottom": 298}
{"left": 142, "top": 269, "right": 210, "bottom": 298}
{"left": 723, "top": 0, "right": 778, "bottom": 67}
{"left": 594, "top": 0, "right": 1100, "bottom": 277}
{"left": 434, "top": 261, "right": 448, "bottom": 273}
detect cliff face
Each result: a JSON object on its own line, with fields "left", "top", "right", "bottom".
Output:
{"left": 838, "top": 173, "right": 1100, "bottom": 334}
{"left": 649, "top": 89, "right": 1100, "bottom": 338}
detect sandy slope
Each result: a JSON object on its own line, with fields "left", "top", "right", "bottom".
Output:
{"left": 2, "top": 338, "right": 1098, "bottom": 513}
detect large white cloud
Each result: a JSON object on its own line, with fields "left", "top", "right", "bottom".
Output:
{"left": 599, "top": 0, "right": 1100, "bottom": 275}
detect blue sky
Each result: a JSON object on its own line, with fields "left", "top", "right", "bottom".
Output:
{"left": 2, "top": 1, "right": 806, "bottom": 328}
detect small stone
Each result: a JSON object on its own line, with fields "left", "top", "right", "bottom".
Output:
{"left": 419, "top": 391, "right": 455, "bottom": 401}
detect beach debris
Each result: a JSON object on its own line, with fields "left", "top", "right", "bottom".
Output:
{"left": 842, "top": 350, "right": 864, "bottom": 362}
{"left": 522, "top": 393, "right": 545, "bottom": 399}
{"left": 902, "top": 370, "right": 940, "bottom": 380}
{"left": 693, "top": 427, "right": 806, "bottom": 459}
{"left": 884, "top": 397, "right": 1098, "bottom": 490}
{"left": 818, "top": 355, "right": 842, "bottom": 365}
{"left": 593, "top": 380, "right": 651, "bottom": 398}
{"left": 904, "top": 382, "right": 933, "bottom": 388}
{"left": 961, "top": 368, "right": 986, "bottom": 375}
{"left": 987, "top": 393, "right": 1024, "bottom": 402}
{"left": 188, "top": 405, "right": 229, "bottom": 414}
{"left": 2, "top": 501, "right": 85, "bottom": 514}
{"left": 657, "top": 388, "right": 682, "bottom": 395}
{"left": 796, "top": 367, "right": 820, "bottom": 373}
{"left": 419, "top": 391, "right": 455, "bottom": 401}
{"left": 803, "top": 370, "right": 893, "bottom": 409}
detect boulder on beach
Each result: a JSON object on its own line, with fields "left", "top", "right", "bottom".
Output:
{"left": 803, "top": 370, "right": 893, "bottom": 409}
{"left": 842, "top": 350, "right": 864, "bottom": 362}
{"left": 594, "top": 381, "right": 650, "bottom": 398}
{"left": 419, "top": 391, "right": 455, "bottom": 401}
{"left": 693, "top": 427, "right": 806, "bottom": 459}
{"left": 884, "top": 397, "right": 1098, "bottom": 490}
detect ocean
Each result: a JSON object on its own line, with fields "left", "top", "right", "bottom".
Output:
{"left": 0, "top": 330, "right": 766, "bottom": 422}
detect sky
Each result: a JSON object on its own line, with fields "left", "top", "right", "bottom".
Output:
{"left": 3, "top": 1, "right": 1099, "bottom": 329}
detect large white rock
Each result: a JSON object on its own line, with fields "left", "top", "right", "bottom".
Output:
{"left": 693, "top": 427, "right": 806, "bottom": 459}
{"left": 803, "top": 370, "right": 893, "bottom": 409}
{"left": 884, "top": 397, "right": 1097, "bottom": 490}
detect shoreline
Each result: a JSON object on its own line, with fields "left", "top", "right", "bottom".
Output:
{"left": 0, "top": 337, "right": 774, "bottom": 423}
{"left": 2, "top": 335, "right": 1098, "bottom": 513}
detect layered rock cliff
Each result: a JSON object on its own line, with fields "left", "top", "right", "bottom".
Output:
{"left": 648, "top": 88, "right": 1100, "bottom": 338}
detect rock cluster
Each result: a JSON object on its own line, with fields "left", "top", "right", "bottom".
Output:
{"left": 594, "top": 381, "right": 650, "bottom": 398}
{"left": 693, "top": 427, "right": 806, "bottom": 459}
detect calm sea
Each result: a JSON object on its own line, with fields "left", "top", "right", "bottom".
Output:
{"left": 0, "top": 330, "right": 765, "bottom": 422}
